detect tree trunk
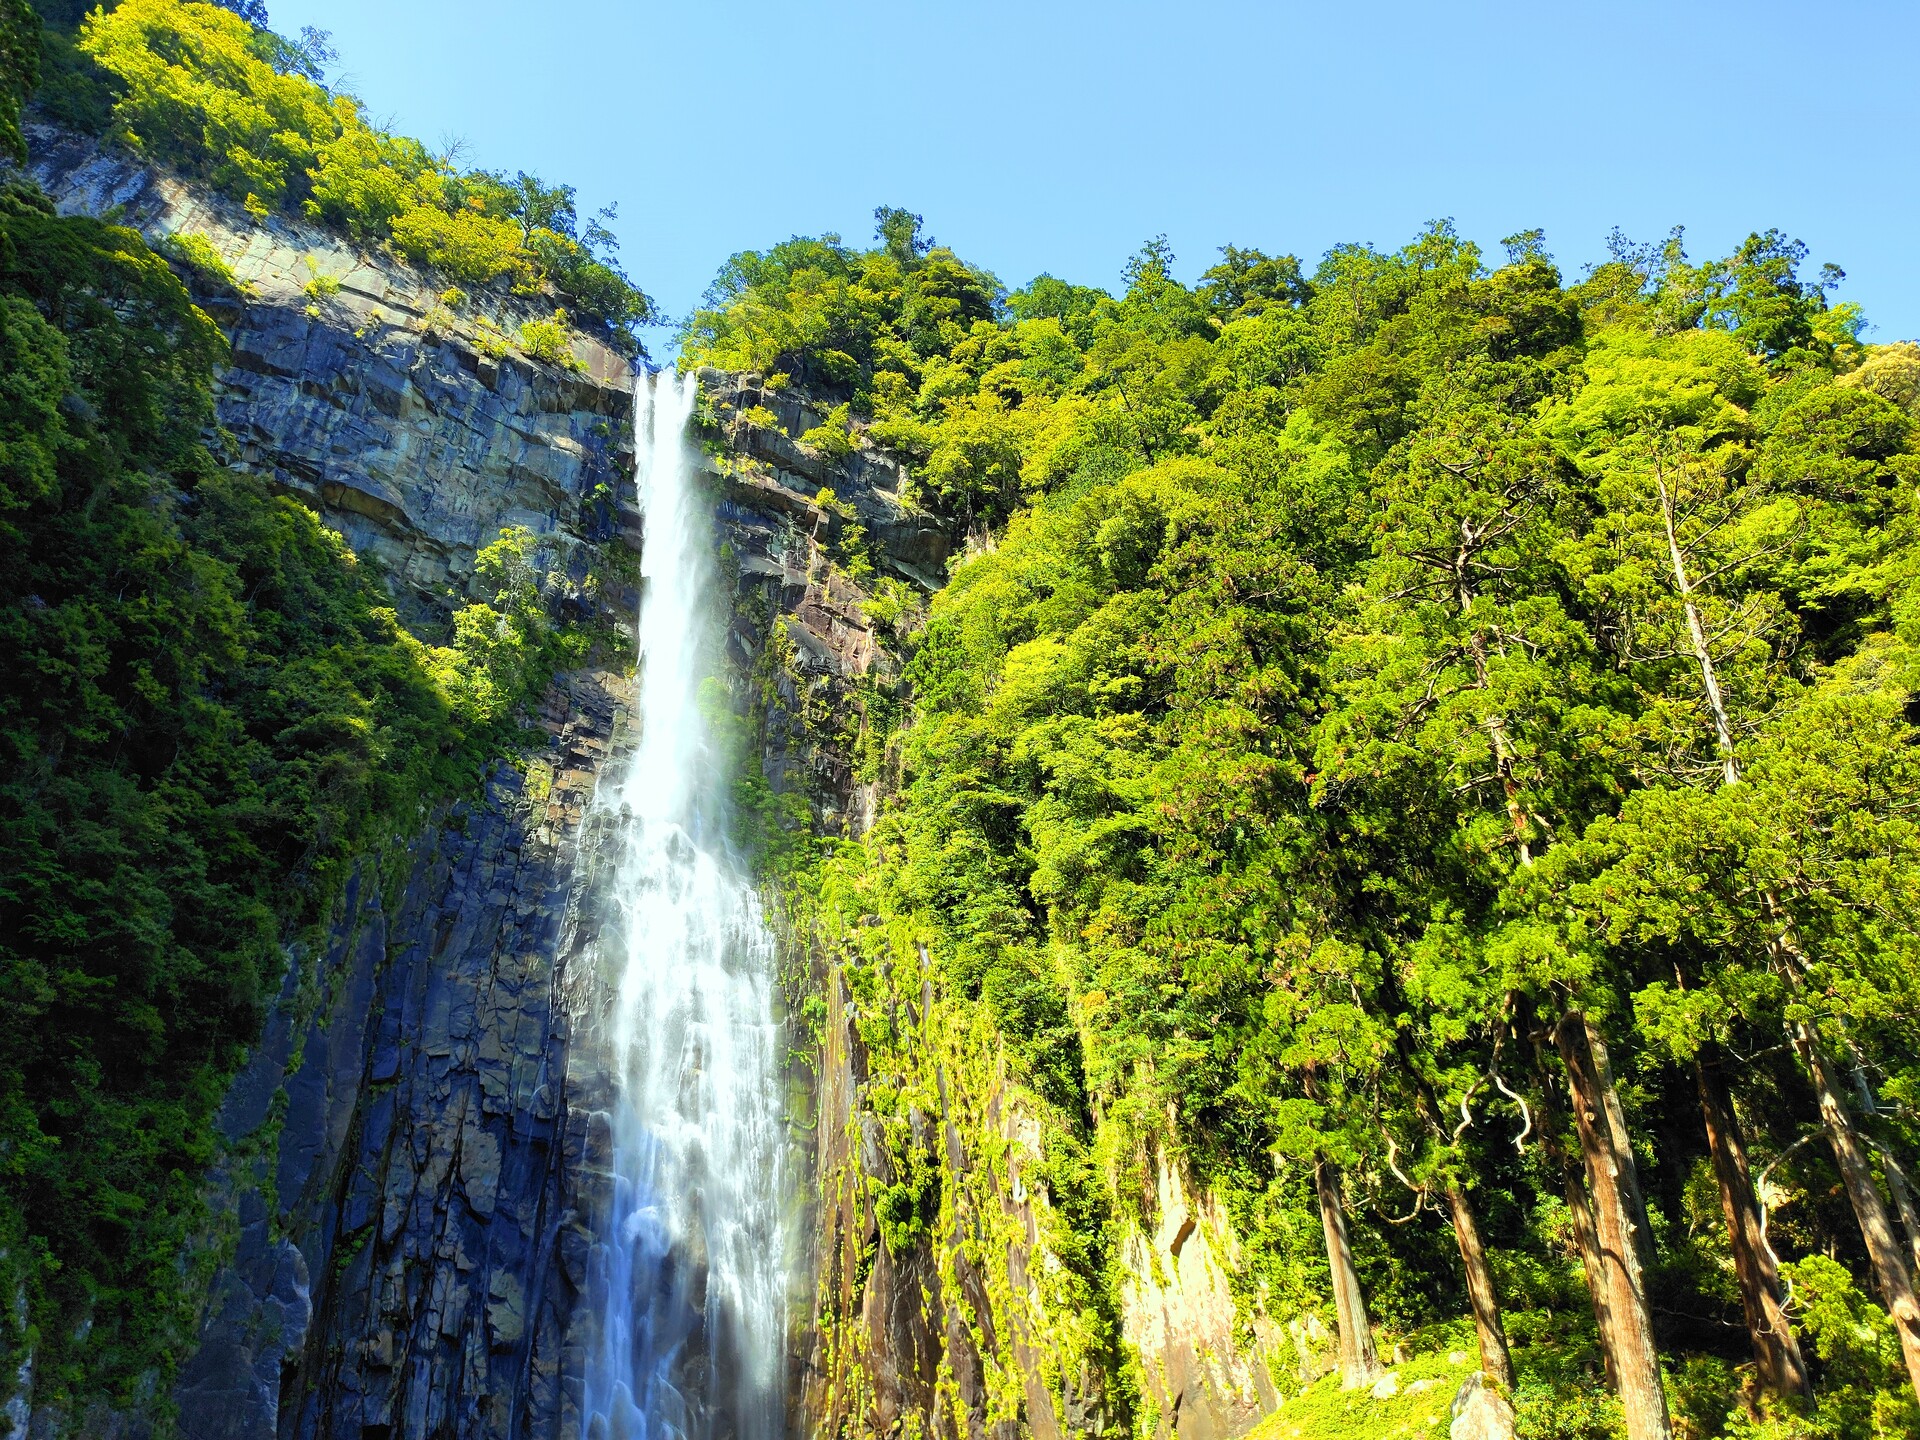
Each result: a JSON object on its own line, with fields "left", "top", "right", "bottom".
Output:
{"left": 1444, "top": 1175, "right": 1516, "bottom": 1393}
{"left": 1694, "top": 1049, "right": 1810, "bottom": 1401}
{"left": 1885, "top": 1161, "right": 1920, "bottom": 1283}
{"left": 1561, "top": 1153, "right": 1619, "bottom": 1386}
{"left": 1314, "top": 1156, "right": 1383, "bottom": 1388}
{"left": 1845, "top": 1047, "right": 1920, "bottom": 1284}
{"left": 1466, "top": 625, "right": 1534, "bottom": 864}
{"left": 1556, "top": 1013, "right": 1673, "bottom": 1440}
{"left": 1656, "top": 464, "right": 1739, "bottom": 787}
{"left": 1530, "top": 1018, "right": 1619, "bottom": 1386}
{"left": 1406, "top": 1063, "right": 1518, "bottom": 1395}
{"left": 1793, "top": 1023, "right": 1920, "bottom": 1401}
{"left": 1595, "top": 1024, "right": 1659, "bottom": 1280}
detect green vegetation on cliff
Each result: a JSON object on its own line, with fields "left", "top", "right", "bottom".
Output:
{"left": 695, "top": 212, "right": 1920, "bottom": 1438}
{"left": 25, "top": 0, "right": 654, "bottom": 346}
{"left": 0, "top": 9, "right": 597, "bottom": 1408}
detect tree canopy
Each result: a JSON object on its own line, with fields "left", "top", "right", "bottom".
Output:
{"left": 26, "top": 0, "right": 655, "bottom": 345}
{"left": 717, "top": 213, "right": 1920, "bottom": 1439}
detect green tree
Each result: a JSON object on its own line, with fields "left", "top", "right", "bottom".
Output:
{"left": 0, "top": 0, "right": 39, "bottom": 164}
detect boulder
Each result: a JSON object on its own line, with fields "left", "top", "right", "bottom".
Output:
{"left": 1450, "top": 1372, "right": 1517, "bottom": 1440}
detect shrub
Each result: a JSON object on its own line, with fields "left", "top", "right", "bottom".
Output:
{"left": 301, "top": 256, "right": 341, "bottom": 302}
{"left": 388, "top": 199, "right": 532, "bottom": 289}
{"left": 518, "top": 309, "right": 580, "bottom": 369}
{"left": 157, "top": 229, "right": 249, "bottom": 295}
{"left": 303, "top": 105, "right": 434, "bottom": 240}
{"left": 800, "top": 401, "right": 856, "bottom": 460}
{"left": 0, "top": 0, "right": 36, "bottom": 166}
{"left": 471, "top": 313, "right": 510, "bottom": 360}
{"left": 530, "top": 225, "right": 654, "bottom": 333}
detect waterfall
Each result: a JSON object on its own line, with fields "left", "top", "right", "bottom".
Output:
{"left": 582, "top": 370, "right": 786, "bottom": 1440}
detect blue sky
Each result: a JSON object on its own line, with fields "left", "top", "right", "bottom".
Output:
{"left": 269, "top": 0, "right": 1918, "bottom": 345}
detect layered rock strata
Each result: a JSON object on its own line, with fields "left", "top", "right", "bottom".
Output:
{"left": 27, "top": 123, "right": 636, "bottom": 634}
{"left": 23, "top": 126, "right": 642, "bottom": 1440}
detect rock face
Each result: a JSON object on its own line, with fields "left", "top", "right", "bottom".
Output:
{"left": 796, "top": 1006, "right": 1295, "bottom": 1440}
{"left": 799, "top": 969, "right": 1110, "bottom": 1440}
{"left": 692, "top": 368, "right": 934, "bottom": 836}
{"left": 697, "top": 369, "right": 956, "bottom": 591}
{"left": 21, "top": 127, "right": 643, "bottom": 1440}
{"left": 1449, "top": 1372, "right": 1517, "bottom": 1440}
{"left": 1119, "top": 1162, "right": 1293, "bottom": 1440}
{"left": 19, "top": 127, "right": 1301, "bottom": 1440}
{"left": 27, "top": 123, "right": 636, "bottom": 633}
{"left": 175, "top": 669, "right": 625, "bottom": 1440}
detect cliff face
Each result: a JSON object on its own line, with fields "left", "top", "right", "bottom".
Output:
{"left": 25, "top": 128, "right": 640, "bottom": 1440}
{"left": 20, "top": 125, "right": 1293, "bottom": 1440}
{"left": 28, "top": 121, "right": 636, "bottom": 636}
{"left": 789, "top": 940, "right": 1299, "bottom": 1440}
{"left": 178, "top": 667, "right": 624, "bottom": 1440}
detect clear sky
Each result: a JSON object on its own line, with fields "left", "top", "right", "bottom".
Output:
{"left": 266, "top": 0, "right": 1919, "bottom": 346}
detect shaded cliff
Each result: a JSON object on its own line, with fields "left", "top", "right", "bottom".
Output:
{"left": 179, "top": 668, "right": 625, "bottom": 1440}
{"left": 21, "top": 126, "right": 640, "bottom": 1440}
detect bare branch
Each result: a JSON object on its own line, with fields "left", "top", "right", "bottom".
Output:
{"left": 1493, "top": 1069, "right": 1533, "bottom": 1152}
{"left": 1453, "top": 1077, "right": 1483, "bottom": 1144}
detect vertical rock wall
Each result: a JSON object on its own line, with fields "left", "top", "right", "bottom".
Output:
{"left": 177, "top": 669, "right": 626, "bottom": 1440}
{"left": 1117, "top": 1162, "right": 1303, "bottom": 1440}
{"left": 15, "top": 123, "right": 1300, "bottom": 1437}
{"left": 24, "top": 129, "right": 643, "bottom": 1440}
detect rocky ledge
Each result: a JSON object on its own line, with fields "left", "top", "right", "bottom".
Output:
{"left": 26, "top": 122, "right": 638, "bottom": 634}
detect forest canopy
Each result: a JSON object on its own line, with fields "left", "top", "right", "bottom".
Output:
{"left": 25, "top": 0, "right": 656, "bottom": 344}
{"left": 693, "top": 208, "right": 1920, "bottom": 1440}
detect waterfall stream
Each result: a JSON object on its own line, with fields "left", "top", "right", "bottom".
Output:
{"left": 582, "top": 371, "right": 786, "bottom": 1440}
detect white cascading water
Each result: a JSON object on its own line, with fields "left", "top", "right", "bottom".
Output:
{"left": 582, "top": 370, "right": 786, "bottom": 1440}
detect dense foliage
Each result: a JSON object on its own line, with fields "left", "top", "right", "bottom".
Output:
{"left": 0, "top": 0, "right": 36, "bottom": 162}
{"left": 0, "top": 42, "right": 588, "bottom": 1412}
{"left": 694, "top": 214, "right": 1920, "bottom": 1437}
{"left": 25, "top": 0, "right": 654, "bottom": 345}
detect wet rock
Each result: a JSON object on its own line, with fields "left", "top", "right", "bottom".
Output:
{"left": 171, "top": 1236, "right": 310, "bottom": 1440}
{"left": 460, "top": 1122, "right": 504, "bottom": 1218}
{"left": 487, "top": 1272, "right": 527, "bottom": 1348}
{"left": 157, "top": 660, "right": 631, "bottom": 1440}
